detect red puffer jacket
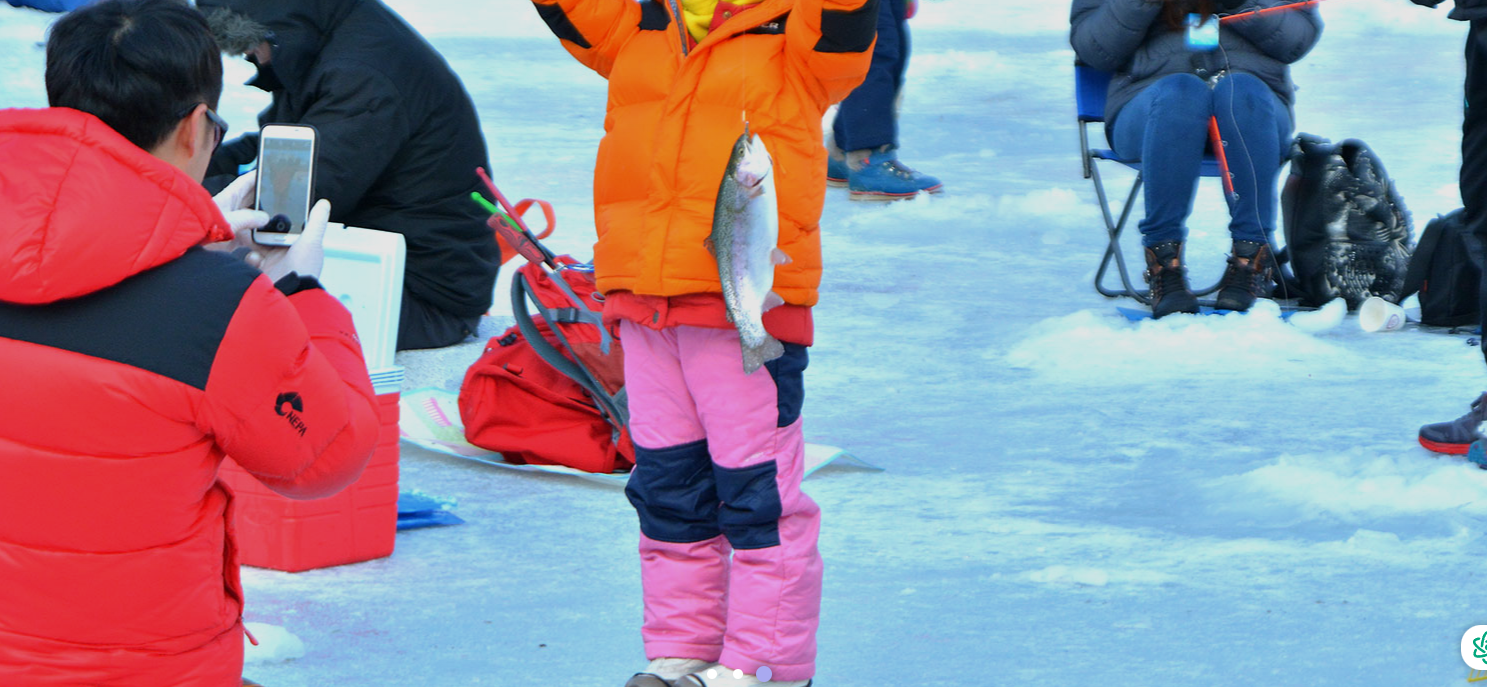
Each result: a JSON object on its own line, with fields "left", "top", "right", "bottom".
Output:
{"left": 0, "top": 108, "right": 380, "bottom": 686}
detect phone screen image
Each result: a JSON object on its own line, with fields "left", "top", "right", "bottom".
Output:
{"left": 257, "top": 136, "right": 314, "bottom": 234}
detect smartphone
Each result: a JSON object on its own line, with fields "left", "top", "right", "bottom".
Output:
{"left": 253, "top": 124, "right": 317, "bottom": 246}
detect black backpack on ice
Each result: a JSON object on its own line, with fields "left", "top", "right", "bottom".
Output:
{"left": 1281, "top": 134, "right": 1413, "bottom": 309}
{"left": 1400, "top": 208, "right": 1482, "bottom": 327}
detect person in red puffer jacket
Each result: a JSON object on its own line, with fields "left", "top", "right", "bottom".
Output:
{"left": 0, "top": 1, "right": 380, "bottom": 685}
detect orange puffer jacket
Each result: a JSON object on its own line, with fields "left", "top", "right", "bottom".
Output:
{"left": 532, "top": 0, "right": 878, "bottom": 308}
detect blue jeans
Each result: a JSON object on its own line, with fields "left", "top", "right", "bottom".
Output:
{"left": 1111, "top": 73, "right": 1292, "bottom": 247}
{"left": 832, "top": 0, "right": 907, "bottom": 151}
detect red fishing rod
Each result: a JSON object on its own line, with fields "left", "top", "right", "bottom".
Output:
{"left": 1205, "top": 1, "right": 1326, "bottom": 199}
{"left": 1207, "top": 116, "right": 1238, "bottom": 201}
{"left": 1219, "top": 0, "right": 1326, "bottom": 23}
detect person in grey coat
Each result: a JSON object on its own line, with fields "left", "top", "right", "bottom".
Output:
{"left": 1070, "top": 0, "right": 1322, "bottom": 318}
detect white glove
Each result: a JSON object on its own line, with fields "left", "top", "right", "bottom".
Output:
{"left": 207, "top": 172, "right": 269, "bottom": 251}
{"left": 255, "top": 199, "right": 330, "bottom": 283}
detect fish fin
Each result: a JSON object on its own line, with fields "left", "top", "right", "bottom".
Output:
{"left": 771, "top": 248, "right": 792, "bottom": 265}
{"left": 742, "top": 335, "right": 786, "bottom": 375}
{"left": 703, "top": 236, "right": 716, "bottom": 257}
{"left": 763, "top": 291, "right": 785, "bottom": 311}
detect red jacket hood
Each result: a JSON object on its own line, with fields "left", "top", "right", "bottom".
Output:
{"left": 0, "top": 108, "right": 231, "bottom": 304}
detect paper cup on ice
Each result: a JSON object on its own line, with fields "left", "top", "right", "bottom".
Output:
{"left": 1359, "top": 296, "right": 1407, "bottom": 333}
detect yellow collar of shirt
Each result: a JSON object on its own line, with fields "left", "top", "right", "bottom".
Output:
{"left": 681, "top": 0, "right": 765, "bottom": 42}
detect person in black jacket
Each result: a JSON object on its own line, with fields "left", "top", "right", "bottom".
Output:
{"left": 199, "top": 0, "right": 500, "bottom": 351}
{"left": 1412, "top": 0, "right": 1487, "bottom": 456}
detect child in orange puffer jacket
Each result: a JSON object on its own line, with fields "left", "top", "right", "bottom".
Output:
{"left": 530, "top": 0, "right": 877, "bottom": 685}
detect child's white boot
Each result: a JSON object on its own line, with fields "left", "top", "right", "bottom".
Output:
{"left": 676, "top": 664, "right": 811, "bottom": 686}
{"left": 625, "top": 658, "right": 713, "bottom": 687}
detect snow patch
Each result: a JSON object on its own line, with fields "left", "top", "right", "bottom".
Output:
{"left": 1210, "top": 451, "right": 1487, "bottom": 520}
{"left": 244, "top": 623, "right": 307, "bottom": 664}
{"left": 1003, "top": 305, "right": 1353, "bottom": 385}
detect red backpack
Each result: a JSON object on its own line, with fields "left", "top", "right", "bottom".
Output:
{"left": 457, "top": 257, "right": 634, "bottom": 473}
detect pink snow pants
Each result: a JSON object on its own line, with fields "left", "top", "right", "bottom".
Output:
{"left": 619, "top": 321, "right": 823, "bottom": 682}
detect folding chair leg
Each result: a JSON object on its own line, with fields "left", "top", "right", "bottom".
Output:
{"left": 1091, "top": 164, "right": 1151, "bottom": 304}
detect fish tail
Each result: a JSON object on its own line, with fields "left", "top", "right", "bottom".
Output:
{"left": 741, "top": 334, "right": 786, "bottom": 375}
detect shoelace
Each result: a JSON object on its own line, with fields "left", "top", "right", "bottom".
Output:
{"left": 880, "top": 158, "right": 919, "bottom": 179}
{"left": 1220, "top": 254, "right": 1267, "bottom": 294}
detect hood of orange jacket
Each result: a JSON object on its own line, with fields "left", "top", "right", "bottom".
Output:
{"left": 0, "top": 108, "right": 231, "bottom": 305}
{"left": 533, "top": 0, "right": 877, "bottom": 309}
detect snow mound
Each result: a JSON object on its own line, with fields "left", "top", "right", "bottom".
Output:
{"left": 1210, "top": 451, "right": 1487, "bottom": 521}
{"left": 1002, "top": 304, "right": 1353, "bottom": 385}
{"left": 244, "top": 623, "right": 307, "bottom": 664}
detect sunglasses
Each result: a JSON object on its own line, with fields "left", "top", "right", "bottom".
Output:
{"left": 174, "top": 103, "right": 229, "bottom": 152}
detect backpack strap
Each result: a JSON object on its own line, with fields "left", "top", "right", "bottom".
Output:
{"left": 1401, "top": 216, "right": 1447, "bottom": 300}
{"left": 511, "top": 270, "right": 630, "bottom": 432}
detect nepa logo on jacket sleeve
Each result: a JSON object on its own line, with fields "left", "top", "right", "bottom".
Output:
{"left": 275, "top": 392, "right": 308, "bottom": 436}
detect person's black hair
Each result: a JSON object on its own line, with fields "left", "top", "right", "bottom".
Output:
{"left": 45, "top": 0, "right": 223, "bottom": 152}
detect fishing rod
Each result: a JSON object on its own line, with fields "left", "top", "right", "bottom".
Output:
{"left": 1219, "top": 0, "right": 1327, "bottom": 24}
{"left": 1207, "top": 116, "right": 1238, "bottom": 201}
{"left": 1203, "top": 1, "right": 1326, "bottom": 199}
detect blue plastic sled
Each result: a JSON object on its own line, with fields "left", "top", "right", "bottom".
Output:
{"left": 1116, "top": 305, "right": 1300, "bottom": 322}
{"left": 396, "top": 493, "right": 464, "bottom": 531}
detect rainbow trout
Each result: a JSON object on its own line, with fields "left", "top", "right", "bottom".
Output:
{"left": 706, "top": 127, "right": 789, "bottom": 374}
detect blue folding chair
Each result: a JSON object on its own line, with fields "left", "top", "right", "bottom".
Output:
{"left": 1076, "top": 63, "right": 1227, "bottom": 304}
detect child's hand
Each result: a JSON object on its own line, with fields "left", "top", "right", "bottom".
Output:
{"left": 905, "top": 0, "right": 918, "bottom": 19}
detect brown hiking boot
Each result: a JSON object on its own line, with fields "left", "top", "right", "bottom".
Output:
{"left": 1144, "top": 241, "right": 1199, "bottom": 318}
{"left": 1215, "top": 240, "right": 1275, "bottom": 312}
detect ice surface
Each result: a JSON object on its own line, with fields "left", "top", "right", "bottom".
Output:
{"left": 3, "top": 0, "right": 1487, "bottom": 684}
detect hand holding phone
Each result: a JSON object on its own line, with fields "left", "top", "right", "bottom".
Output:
{"left": 254, "top": 199, "right": 331, "bottom": 282}
{"left": 253, "top": 124, "right": 318, "bottom": 246}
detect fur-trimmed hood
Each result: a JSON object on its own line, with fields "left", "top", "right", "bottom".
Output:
{"left": 198, "top": 0, "right": 361, "bottom": 92}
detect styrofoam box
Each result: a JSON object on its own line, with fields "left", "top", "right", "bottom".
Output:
{"left": 221, "top": 367, "right": 404, "bottom": 572}
{"left": 320, "top": 223, "right": 406, "bottom": 370}
{"left": 219, "top": 223, "right": 409, "bottom": 572}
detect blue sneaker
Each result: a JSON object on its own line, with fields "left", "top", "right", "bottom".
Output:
{"left": 826, "top": 154, "right": 849, "bottom": 188}
{"left": 1467, "top": 439, "right": 1487, "bottom": 468}
{"left": 846, "top": 148, "right": 943, "bottom": 201}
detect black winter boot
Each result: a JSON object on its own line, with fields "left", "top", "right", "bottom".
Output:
{"left": 1215, "top": 240, "right": 1275, "bottom": 312}
{"left": 1143, "top": 241, "right": 1199, "bottom": 318}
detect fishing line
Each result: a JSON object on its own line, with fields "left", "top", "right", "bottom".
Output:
{"left": 1216, "top": 3, "right": 1301, "bottom": 300}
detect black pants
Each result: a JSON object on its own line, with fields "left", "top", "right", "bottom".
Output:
{"left": 397, "top": 289, "right": 479, "bottom": 351}
{"left": 1468, "top": 20, "right": 1487, "bottom": 361}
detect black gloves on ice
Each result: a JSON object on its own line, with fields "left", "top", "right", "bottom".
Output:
{"left": 1410, "top": 0, "right": 1445, "bottom": 6}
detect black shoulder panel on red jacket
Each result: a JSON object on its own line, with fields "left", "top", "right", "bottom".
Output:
{"left": 0, "top": 248, "right": 262, "bottom": 390}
